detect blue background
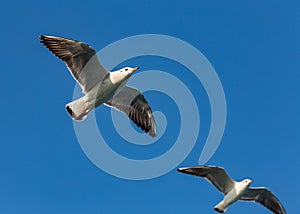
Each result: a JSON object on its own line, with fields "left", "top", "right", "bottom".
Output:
{"left": 1, "top": 0, "right": 299, "bottom": 213}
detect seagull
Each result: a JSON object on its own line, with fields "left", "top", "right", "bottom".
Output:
{"left": 40, "top": 35, "right": 156, "bottom": 137}
{"left": 177, "top": 166, "right": 286, "bottom": 214}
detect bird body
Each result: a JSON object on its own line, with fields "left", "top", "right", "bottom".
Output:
{"left": 214, "top": 179, "right": 252, "bottom": 213}
{"left": 40, "top": 35, "right": 156, "bottom": 137}
{"left": 66, "top": 68, "right": 133, "bottom": 120}
{"left": 177, "top": 166, "right": 286, "bottom": 214}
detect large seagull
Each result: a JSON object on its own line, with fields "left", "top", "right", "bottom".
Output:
{"left": 40, "top": 35, "right": 156, "bottom": 137}
{"left": 177, "top": 166, "right": 286, "bottom": 214}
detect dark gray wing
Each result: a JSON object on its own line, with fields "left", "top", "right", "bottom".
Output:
{"left": 40, "top": 35, "right": 108, "bottom": 93}
{"left": 177, "top": 166, "right": 236, "bottom": 194}
{"left": 240, "top": 188, "right": 286, "bottom": 214}
{"left": 105, "top": 86, "right": 156, "bottom": 137}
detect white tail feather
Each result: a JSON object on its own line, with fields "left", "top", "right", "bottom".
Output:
{"left": 65, "top": 96, "right": 92, "bottom": 121}
{"left": 214, "top": 201, "right": 227, "bottom": 213}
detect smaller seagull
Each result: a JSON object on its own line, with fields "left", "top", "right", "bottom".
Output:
{"left": 177, "top": 166, "right": 286, "bottom": 214}
{"left": 40, "top": 35, "right": 156, "bottom": 137}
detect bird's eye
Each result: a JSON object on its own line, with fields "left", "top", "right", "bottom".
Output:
{"left": 125, "top": 68, "right": 128, "bottom": 71}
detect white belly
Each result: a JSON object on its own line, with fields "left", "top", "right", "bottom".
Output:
{"left": 223, "top": 189, "right": 240, "bottom": 206}
{"left": 223, "top": 185, "right": 247, "bottom": 208}
{"left": 86, "top": 77, "right": 126, "bottom": 108}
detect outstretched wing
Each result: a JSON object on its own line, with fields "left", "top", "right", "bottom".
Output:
{"left": 40, "top": 35, "right": 109, "bottom": 93}
{"left": 240, "top": 188, "right": 286, "bottom": 214}
{"left": 177, "top": 166, "right": 236, "bottom": 194}
{"left": 105, "top": 86, "right": 156, "bottom": 137}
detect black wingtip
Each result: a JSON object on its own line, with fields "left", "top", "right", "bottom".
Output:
{"left": 39, "top": 35, "right": 47, "bottom": 39}
{"left": 66, "top": 105, "right": 74, "bottom": 117}
{"left": 39, "top": 35, "right": 44, "bottom": 42}
{"left": 39, "top": 35, "right": 48, "bottom": 44}
{"left": 177, "top": 168, "right": 185, "bottom": 173}
{"left": 127, "top": 94, "right": 157, "bottom": 138}
{"left": 39, "top": 35, "right": 58, "bottom": 43}
{"left": 214, "top": 207, "right": 224, "bottom": 213}
{"left": 148, "top": 129, "right": 156, "bottom": 138}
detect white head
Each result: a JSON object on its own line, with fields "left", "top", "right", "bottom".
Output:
{"left": 241, "top": 179, "right": 253, "bottom": 187}
{"left": 110, "top": 67, "right": 139, "bottom": 83}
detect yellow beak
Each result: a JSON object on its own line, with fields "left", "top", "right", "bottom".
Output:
{"left": 131, "top": 67, "right": 139, "bottom": 73}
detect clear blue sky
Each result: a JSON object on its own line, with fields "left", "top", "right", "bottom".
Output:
{"left": 1, "top": 0, "right": 299, "bottom": 213}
